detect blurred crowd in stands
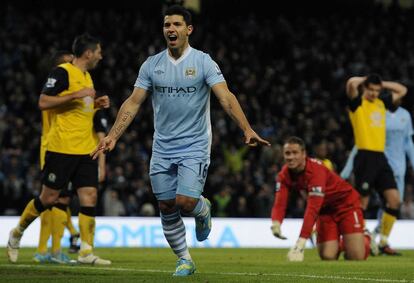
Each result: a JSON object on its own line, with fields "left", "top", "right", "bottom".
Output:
{"left": 1, "top": 0, "right": 414, "bottom": 219}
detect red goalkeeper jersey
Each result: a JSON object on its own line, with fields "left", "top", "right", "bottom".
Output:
{"left": 271, "top": 157, "right": 360, "bottom": 239}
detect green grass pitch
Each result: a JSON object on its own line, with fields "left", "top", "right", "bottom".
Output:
{"left": 0, "top": 248, "right": 413, "bottom": 282}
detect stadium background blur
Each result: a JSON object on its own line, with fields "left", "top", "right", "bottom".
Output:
{"left": 1, "top": 0, "right": 414, "bottom": 220}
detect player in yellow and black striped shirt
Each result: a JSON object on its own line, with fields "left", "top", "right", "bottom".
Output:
{"left": 7, "top": 34, "right": 111, "bottom": 265}
{"left": 346, "top": 74, "right": 407, "bottom": 256}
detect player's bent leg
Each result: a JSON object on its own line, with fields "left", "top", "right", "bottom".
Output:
{"left": 178, "top": 195, "right": 212, "bottom": 242}
{"left": 343, "top": 232, "right": 367, "bottom": 260}
{"left": 177, "top": 158, "right": 211, "bottom": 242}
{"left": 316, "top": 214, "right": 340, "bottom": 260}
{"left": 317, "top": 240, "right": 340, "bottom": 260}
{"left": 7, "top": 189, "right": 57, "bottom": 263}
{"left": 195, "top": 198, "right": 211, "bottom": 241}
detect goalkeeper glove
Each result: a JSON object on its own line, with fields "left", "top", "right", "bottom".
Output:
{"left": 287, "top": 237, "right": 306, "bottom": 262}
{"left": 271, "top": 220, "right": 287, "bottom": 240}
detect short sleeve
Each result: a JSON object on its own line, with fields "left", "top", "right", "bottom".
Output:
{"left": 41, "top": 67, "right": 69, "bottom": 96}
{"left": 203, "top": 54, "right": 225, "bottom": 87}
{"left": 134, "top": 60, "right": 152, "bottom": 90}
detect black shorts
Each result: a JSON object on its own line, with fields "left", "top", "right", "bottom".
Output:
{"left": 42, "top": 151, "right": 98, "bottom": 191}
{"left": 353, "top": 150, "right": 397, "bottom": 196}
{"left": 59, "top": 183, "right": 75, "bottom": 198}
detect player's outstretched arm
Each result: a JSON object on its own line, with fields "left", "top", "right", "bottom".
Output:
{"left": 39, "top": 88, "right": 96, "bottom": 110}
{"left": 212, "top": 82, "right": 270, "bottom": 147}
{"left": 91, "top": 87, "right": 149, "bottom": 159}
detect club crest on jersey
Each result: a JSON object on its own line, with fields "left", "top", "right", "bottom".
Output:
{"left": 309, "top": 186, "right": 324, "bottom": 197}
{"left": 48, "top": 173, "right": 56, "bottom": 183}
{"left": 46, "top": 78, "right": 57, "bottom": 88}
{"left": 83, "top": 96, "right": 94, "bottom": 112}
{"left": 185, "top": 67, "right": 196, "bottom": 78}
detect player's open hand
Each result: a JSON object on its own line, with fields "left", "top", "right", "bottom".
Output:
{"left": 287, "top": 238, "right": 306, "bottom": 262}
{"left": 94, "top": 95, "right": 110, "bottom": 109}
{"left": 271, "top": 220, "right": 287, "bottom": 240}
{"left": 91, "top": 136, "right": 116, "bottom": 160}
{"left": 244, "top": 128, "right": 271, "bottom": 147}
{"left": 287, "top": 247, "right": 304, "bottom": 262}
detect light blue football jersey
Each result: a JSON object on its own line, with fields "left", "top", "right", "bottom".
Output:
{"left": 385, "top": 107, "right": 414, "bottom": 176}
{"left": 135, "top": 46, "right": 225, "bottom": 158}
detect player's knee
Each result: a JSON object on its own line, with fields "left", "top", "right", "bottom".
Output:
{"left": 344, "top": 250, "right": 366, "bottom": 260}
{"left": 175, "top": 195, "right": 198, "bottom": 213}
{"left": 320, "top": 253, "right": 338, "bottom": 261}
{"left": 384, "top": 190, "right": 401, "bottom": 209}
{"left": 58, "top": 196, "right": 71, "bottom": 205}
{"left": 78, "top": 188, "right": 98, "bottom": 206}
{"left": 85, "top": 192, "right": 97, "bottom": 206}
{"left": 319, "top": 249, "right": 339, "bottom": 261}
{"left": 158, "top": 199, "right": 176, "bottom": 214}
{"left": 386, "top": 199, "right": 401, "bottom": 210}
{"left": 343, "top": 241, "right": 368, "bottom": 260}
{"left": 39, "top": 187, "right": 60, "bottom": 207}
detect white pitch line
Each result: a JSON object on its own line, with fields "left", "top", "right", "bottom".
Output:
{"left": 3, "top": 264, "right": 414, "bottom": 282}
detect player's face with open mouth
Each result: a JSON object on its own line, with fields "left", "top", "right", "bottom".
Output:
{"left": 163, "top": 15, "right": 192, "bottom": 49}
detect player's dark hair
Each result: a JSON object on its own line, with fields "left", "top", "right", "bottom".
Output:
{"left": 164, "top": 4, "right": 192, "bottom": 25}
{"left": 284, "top": 136, "right": 306, "bottom": 151}
{"left": 51, "top": 50, "right": 72, "bottom": 67}
{"left": 72, "top": 34, "right": 100, "bottom": 58}
{"left": 363, "top": 74, "right": 382, "bottom": 87}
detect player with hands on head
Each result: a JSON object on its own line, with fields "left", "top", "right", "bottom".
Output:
{"left": 345, "top": 75, "right": 407, "bottom": 255}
